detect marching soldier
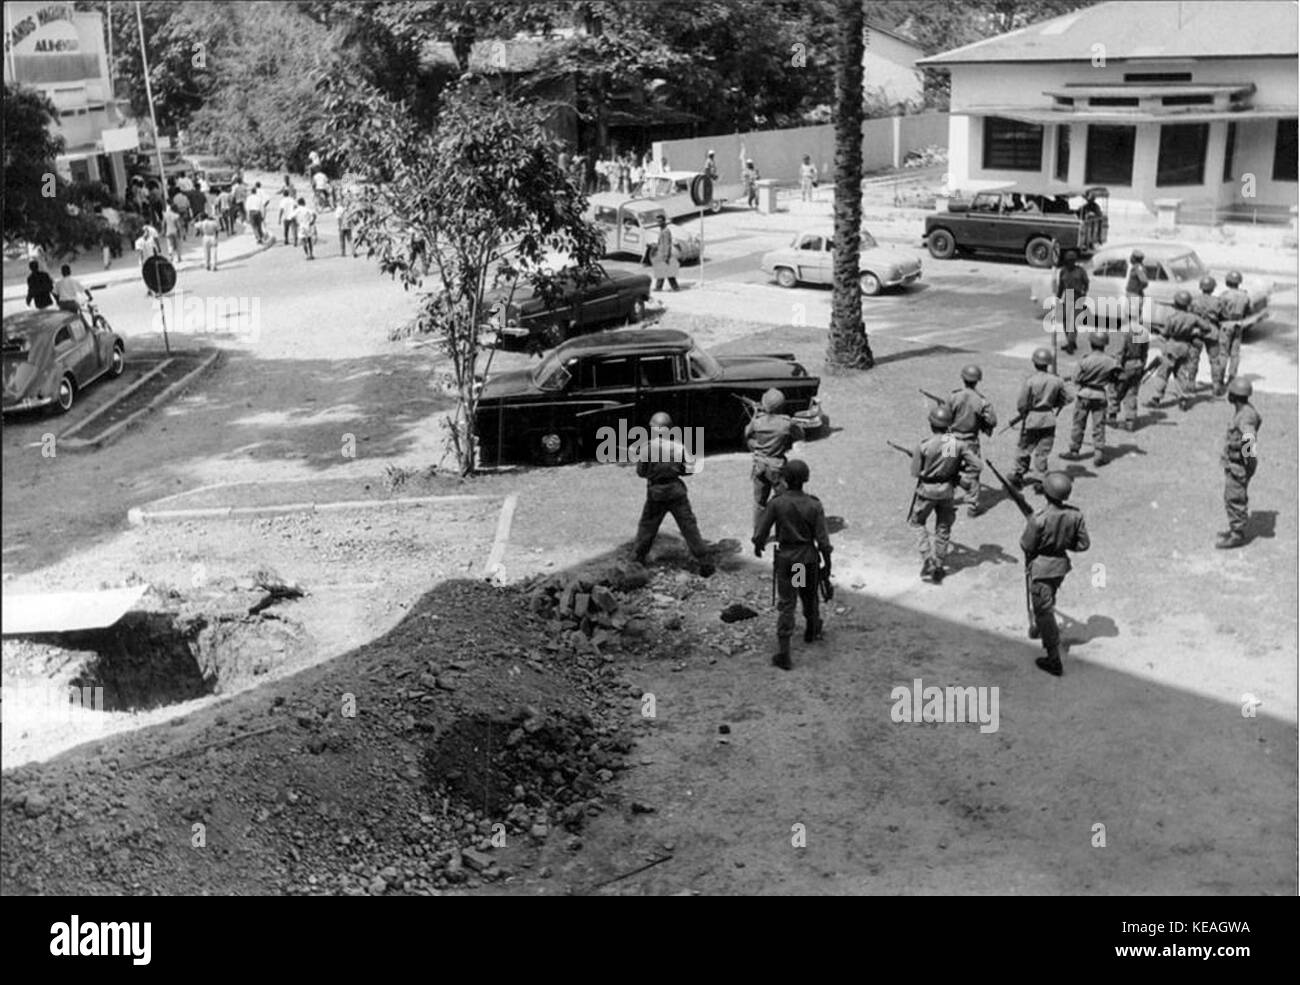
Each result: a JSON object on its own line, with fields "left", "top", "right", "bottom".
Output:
{"left": 632, "top": 412, "right": 715, "bottom": 576}
{"left": 1218, "top": 378, "right": 1261, "bottom": 550}
{"left": 753, "top": 459, "right": 833, "bottom": 670}
{"left": 1020, "top": 471, "right": 1090, "bottom": 677}
{"left": 1217, "top": 270, "right": 1251, "bottom": 391}
{"left": 1190, "top": 275, "right": 1224, "bottom": 396}
{"left": 1010, "top": 347, "right": 1072, "bottom": 490}
{"left": 1062, "top": 333, "right": 1121, "bottom": 465}
{"left": 1146, "top": 290, "right": 1207, "bottom": 412}
{"left": 1055, "top": 248, "right": 1090, "bottom": 353}
{"left": 908, "top": 405, "right": 981, "bottom": 583}
{"left": 946, "top": 364, "right": 996, "bottom": 517}
{"left": 745, "top": 388, "right": 804, "bottom": 529}
{"left": 1107, "top": 316, "right": 1150, "bottom": 432}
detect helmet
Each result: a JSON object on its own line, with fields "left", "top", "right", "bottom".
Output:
{"left": 780, "top": 459, "right": 810, "bottom": 485}
{"left": 1227, "top": 378, "right": 1253, "bottom": 399}
{"left": 1042, "top": 471, "right": 1073, "bottom": 502}
{"left": 1172, "top": 290, "right": 1192, "bottom": 310}
{"left": 707, "top": 149, "right": 715, "bottom": 156}
{"left": 1061, "top": 249, "right": 1078, "bottom": 263}
{"left": 1088, "top": 332, "right": 1108, "bottom": 349}
{"left": 1130, "top": 249, "right": 1145, "bottom": 262}
{"left": 928, "top": 405, "right": 954, "bottom": 429}
{"left": 760, "top": 388, "right": 786, "bottom": 412}
{"left": 960, "top": 364, "right": 983, "bottom": 383}
{"left": 1032, "top": 347, "right": 1052, "bottom": 368}
{"left": 648, "top": 411, "right": 672, "bottom": 428}
{"left": 1225, "top": 270, "right": 1242, "bottom": 287}
{"left": 1199, "top": 275, "right": 1216, "bottom": 293}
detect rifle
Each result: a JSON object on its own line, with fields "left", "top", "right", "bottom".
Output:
{"left": 886, "top": 439, "right": 914, "bottom": 457}
{"left": 1140, "top": 353, "right": 1163, "bottom": 383}
{"left": 887, "top": 440, "right": 920, "bottom": 518}
{"left": 985, "top": 460, "right": 1038, "bottom": 640}
{"left": 818, "top": 562, "right": 834, "bottom": 602}
{"left": 919, "top": 388, "right": 946, "bottom": 405}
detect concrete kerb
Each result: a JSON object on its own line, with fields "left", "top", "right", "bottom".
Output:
{"left": 57, "top": 357, "right": 174, "bottom": 441}
{"left": 57, "top": 348, "right": 222, "bottom": 452}
{"left": 126, "top": 493, "right": 497, "bottom": 526}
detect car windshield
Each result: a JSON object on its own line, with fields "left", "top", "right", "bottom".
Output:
{"left": 861, "top": 230, "right": 878, "bottom": 249}
{"left": 1167, "top": 253, "right": 1206, "bottom": 282}
{"left": 532, "top": 352, "right": 572, "bottom": 391}
{"left": 687, "top": 345, "right": 722, "bottom": 381}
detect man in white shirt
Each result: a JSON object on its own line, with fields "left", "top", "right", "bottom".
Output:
{"left": 295, "top": 198, "right": 317, "bottom": 259}
{"left": 245, "top": 184, "right": 267, "bottom": 243}
{"left": 279, "top": 190, "right": 298, "bottom": 246}
{"left": 53, "top": 265, "right": 91, "bottom": 312}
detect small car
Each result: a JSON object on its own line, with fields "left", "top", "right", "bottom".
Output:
{"left": 1029, "top": 242, "right": 1271, "bottom": 332}
{"left": 474, "top": 327, "right": 825, "bottom": 466}
{"left": 482, "top": 267, "right": 653, "bottom": 350}
{"left": 633, "top": 170, "right": 729, "bottom": 218}
{"left": 924, "top": 185, "right": 1109, "bottom": 267}
{"left": 3, "top": 306, "right": 126, "bottom": 415}
{"left": 762, "top": 229, "right": 923, "bottom": 295}
{"left": 587, "top": 200, "right": 703, "bottom": 264}
{"left": 181, "top": 155, "right": 239, "bottom": 192}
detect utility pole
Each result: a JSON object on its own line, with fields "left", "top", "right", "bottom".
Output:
{"left": 135, "top": 0, "right": 168, "bottom": 189}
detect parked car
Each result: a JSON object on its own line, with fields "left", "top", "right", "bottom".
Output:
{"left": 1029, "top": 242, "right": 1272, "bottom": 331}
{"left": 924, "top": 185, "right": 1109, "bottom": 267}
{"left": 762, "top": 228, "right": 923, "bottom": 295}
{"left": 474, "top": 328, "right": 825, "bottom": 466}
{"left": 633, "top": 170, "right": 728, "bottom": 218}
{"left": 587, "top": 200, "right": 703, "bottom": 264}
{"left": 482, "top": 267, "right": 653, "bottom": 350}
{"left": 181, "top": 154, "right": 239, "bottom": 192}
{"left": 3, "top": 306, "right": 125, "bottom": 415}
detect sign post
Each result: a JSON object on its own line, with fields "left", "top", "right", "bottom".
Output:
{"left": 142, "top": 255, "right": 177, "bottom": 354}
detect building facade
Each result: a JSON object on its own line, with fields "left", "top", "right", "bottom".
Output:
{"left": 865, "top": 21, "right": 925, "bottom": 110}
{"left": 919, "top": 1, "right": 1298, "bottom": 219}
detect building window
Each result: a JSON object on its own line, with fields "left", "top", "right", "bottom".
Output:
{"left": 1161, "top": 94, "right": 1212, "bottom": 106}
{"left": 1273, "top": 119, "right": 1298, "bottom": 182}
{"left": 1088, "top": 97, "right": 1139, "bottom": 107}
{"left": 1157, "top": 123, "right": 1208, "bottom": 186}
{"left": 1085, "top": 125, "right": 1135, "bottom": 185}
{"left": 1124, "top": 72, "right": 1192, "bottom": 83}
{"left": 1223, "top": 122, "right": 1236, "bottom": 182}
{"left": 982, "top": 116, "right": 1043, "bottom": 171}
{"left": 1055, "top": 125, "right": 1070, "bottom": 182}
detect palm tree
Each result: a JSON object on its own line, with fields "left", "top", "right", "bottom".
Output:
{"left": 826, "top": 0, "right": 873, "bottom": 369}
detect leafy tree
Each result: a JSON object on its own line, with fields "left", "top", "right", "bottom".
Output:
{"left": 826, "top": 0, "right": 872, "bottom": 370}
{"left": 322, "top": 76, "right": 606, "bottom": 474}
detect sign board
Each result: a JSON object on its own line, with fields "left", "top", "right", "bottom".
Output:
{"left": 101, "top": 125, "right": 139, "bottom": 154}
{"left": 142, "top": 255, "right": 176, "bottom": 295}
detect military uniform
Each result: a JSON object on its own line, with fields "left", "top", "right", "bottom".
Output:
{"left": 632, "top": 438, "right": 711, "bottom": 570}
{"left": 1055, "top": 262, "right": 1090, "bottom": 350}
{"left": 1148, "top": 309, "right": 1207, "bottom": 408}
{"left": 1221, "top": 399, "right": 1261, "bottom": 542}
{"left": 1190, "top": 292, "right": 1224, "bottom": 394}
{"left": 1067, "top": 347, "right": 1121, "bottom": 462}
{"left": 1107, "top": 324, "right": 1149, "bottom": 429}
{"left": 1020, "top": 500, "right": 1090, "bottom": 673}
{"left": 947, "top": 386, "right": 996, "bottom": 513}
{"left": 754, "top": 488, "right": 832, "bottom": 650}
{"left": 1011, "top": 369, "right": 1071, "bottom": 486}
{"left": 746, "top": 410, "right": 803, "bottom": 529}
{"left": 909, "top": 432, "right": 981, "bottom": 579}
{"left": 1218, "top": 287, "right": 1251, "bottom": 387}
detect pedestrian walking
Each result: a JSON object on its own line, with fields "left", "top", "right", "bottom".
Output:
{"left": 53, "top": 265, "right": 92, "bottom": 312}
{"left": 337, "top": 193, "right": 355, "bottom": 256}
{"left": 753, "top": 459, "right": 833, "bottom": 670}
{"left": 1010, "top": 347, "right": 1072, "bottom": 489}
{"left": 161, "top": 204, "right": 182, "bottom": 261}
{"left": 312, "top": 169, "right": 331, "bottom": 211}
{"left": 1061, "top": 333, "right": 1120, "bottom": 466}
{"left": 25, "top": 261, "right": 55, "bottom": 309}
{"left": 1021, "top": 471, "right": 1089, "bottom": 677}
{"left": 296, "top": 198, "right": 317, "bottom": 259}
{"left": 245, "top": 183, "right": 267, "bottom": 243}
{"left": 279, "top": 190, "right": 298, "bottom": 247}
{"left": 172, "top": 188, "right": 192, "bottom": 240}
{"left": 946, "top": 364, "right": 996, "bottom": 516}
{"left": 196, "top": 212, "right": 220, "bottom": 270}
{"left": 232, "top": 178, "right": 248, "bottom": 226}
{"left": 743, "top": 159, "right": 760, "bottom": 209}
{"left": 215, "top": 189, "right": 234, "bottom": 235}
{"left": 650, "top": 216, "right": 680, "bottom": 292}
{"left": 746, "top": 388, "right": 804, "bottom": 529}
{"left": 907, "top": 405, "right": 981, "bottom": 583}
{"left": 631, "top": 412, "right": 716, "bottom": 577}
{"left": 799, "top": 154, "right": 818, "bottom": 202}
{"left": 1217, "top": 378, "right": 1261, "bottom": 550}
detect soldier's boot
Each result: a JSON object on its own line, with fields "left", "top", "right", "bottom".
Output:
{"left": 1178, "top": 396, "right": 1190, "bottom": 412}
{"left": 930, "top": 561, "right": 947, "bottom": 583}
{"left": 1035, "top": 646, "right": 1064, "bottom": 677}
{"left": 966, "top": 496, "right": 980, "bottom": 519}
{"left": 1215, "top": 531, "right": 1247, "bottom": 550}
{"left": 1093, "top": 448, "right": 1107, "bottom": 467}
{"left": 920, "top": 557, "right": 935, "bottom": 582}
{"left": 1059, "top": 448, "right": 1083, "bottom": 460}
{"left": 771, "top": 636, "right": 792, "bottom": 670}
{"left": 697, "top": 560, "right": 716, "bottom": 578}
{"left": 803, "top": 618, "right": 823, "bottom": 643}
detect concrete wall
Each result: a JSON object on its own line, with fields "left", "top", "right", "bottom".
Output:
{"left": 865, "top": 29, "right": 924, "bottom": 106}
{"left": 655, "top": 112, "right": 949, "bottom": 188}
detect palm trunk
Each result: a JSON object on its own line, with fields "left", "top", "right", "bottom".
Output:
{"left": 827, "top": 0, "right": 873, "bottom": 370}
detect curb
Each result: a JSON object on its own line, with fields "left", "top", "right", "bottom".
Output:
{"left": 127, "top": 493, "right": 495, "bottom": 526}
{"left": 58, "top": 348, "right": 222, "bottom": 452}
{"left": 57, "top": 357, "right": 173, "bottom": 441}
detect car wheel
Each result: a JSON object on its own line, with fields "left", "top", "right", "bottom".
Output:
{"left": 775, "top": 267, "right": 798, "bottom": 289}
{"left": 55, "top": 374, "right": 76, "bottom": 414}
{"left": 109, "top": 343, "right": 125, "bottom": 377}
{"left": 708, "top": 200, "right": 723, "bottom": 215}
{"left": 531, "top": 430, "right": 576, "bottom": 467}
{"left": 859, "top": 271, "right": 882, "bottom": 296}
{"left": 927, "top": 229, "right": 956, "bottom": 259}
{"left": 1025, "top": 237, "right": 1055, "bottom": 268}
{"left": 627, "top": 298, "right": 647, "bottom": 325}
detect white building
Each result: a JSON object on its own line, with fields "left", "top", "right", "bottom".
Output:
{"left": 865, "top": 21, "right": 925, "bottom": 109}
{"left": 918, "top": 1, "right": 1298, "bottom": 219}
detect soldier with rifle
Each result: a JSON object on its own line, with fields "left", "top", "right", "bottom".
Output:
{"left": 946, "top": 365, "right": 997, "bottom": 516}
{"left": 897, "top": 406, "right": 982, "bottom": 583}
{"left": 1190, "top": 275, "right": 1224, "bottom": 396}
{"left": 1217, "top": 270, "right": 1251, "bottom": 391}
{"left": 1146, "top": 290, "right": 1212, "bottom": 413}
{"left": 1009, "top": 347, "right": 1072, "bottom": 490}
{"left": 1062, "top": 333, "right": 1121, "bottom": 466}
{"left": 1217, "top": 378, "right": 1261, "bottom": 550}
{"left": 1109, "top": 316, "right": 1152, "bottom": 432}
{"left": 745, "top": 388, "right": 804, "bottom": 529}
{"left": 753, "top": 459, "right": 832, "bottom": 670}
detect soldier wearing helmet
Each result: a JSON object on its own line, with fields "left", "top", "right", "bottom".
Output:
{"left": 631, "top": 411, "right": 715, "bottom": 576}
{"left": 1147, "top": 289, "right": 1212, "bottom": 412}
{"left": 1054, "top": 248, "right": 1090, "bottom": 353}
{"left": 753, "top": 458, "right": 833, "bottom": 669}
{"left": 1010, "top": 347, "right": 1072, "bottom": 489}
{"left": 745, "top": 387, "right": 805, "bottom": 528}
{"left": 1217, "top": 270, "right": 1251, "bottom": 392}
{"left": 1124, "top": 250, "right": 1150, "bottom": 326}
{"left": 1108, "top": 301, "right": 1151, "bottom": 432}
{"left": 906, "top": 404, "right": 982, "bottom": 583}
{"left": 1063, "top": 334, "right": 1121, "bottom": 465}
{"left": 1019, "top": 471, "right": 1090, "bottom": 676}
{"left": 946, "top": 364, "right": 997, "bottom": 516}
{"left": 1189, "top": 275, "right": 1224, "bottom": 396}
{"left": 1217, "top": 378, "right": 1261, "bottom": 550}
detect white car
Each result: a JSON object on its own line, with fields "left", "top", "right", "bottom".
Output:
{"left": 761, "top": 229, "right": 923, "bottom": 296}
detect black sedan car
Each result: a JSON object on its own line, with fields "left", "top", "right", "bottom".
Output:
{"left": 483, "top": 267, "right": 652, "bottom": 351}
{"left": 475, "top": 328, "right": 825, "bottom": 466}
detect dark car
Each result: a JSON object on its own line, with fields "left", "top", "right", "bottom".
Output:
{"left": 474, "top": 328, "right": 825, "bottom": 466}
{"left": 483, "top": 267, "right": 652, "bottom": 350}
{"left": 924, "top": 186, "right": 1108, "bottom": 267}
{"left": 3, "top": 306, "right": 125, "bottom": 415}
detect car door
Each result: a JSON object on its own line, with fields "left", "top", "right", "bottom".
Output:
{"left": 635, "top": 352, "right": 690, "bottom": 426}
{"left": 794, "top": 234, "right": 825, "bottom": 283}
{"left": 1144, "top": 260, "right": 1175, "bottom": 327}
{"left": 88, "top": 313, "right": 115, "bottom": 369}
{"left": 61, "top": 318, "right": 98, "bottom": 384}
{"left": 576, "top": 272, "right": 620, "bottom": 331}
{"left": 569, "top": 353, "right": 639, "bottom": 451}
{"left": 965, "top": 193, "right": 1003, "bottom": 248}
{"left": 1088, "top": 256, "right": 1127, "bottom": 327}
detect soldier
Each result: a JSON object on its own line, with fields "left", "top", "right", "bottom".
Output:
{"left": 946, "top": 364, "right": 996, "bottom": 517}
{"left": 1124, "top": 249, "right": 1149, "bottom": 314}
{"left": 1054, "top": 249, "right": 1090, "bottom": 354}
{"left": 745, "top": 388, "right": 804, "bottom": 529}
{"left": 753, "top": 459, "right": 833, "bottom": 670}
{"left": 632, "top": 412, "right": 715, "bottom": 576}
{"left": 1189, "top": 275, "right": 1224, "bottom": 396}
{"left": 1146, "top": 290, "right": 1206, "bottom": 412}
{"left": 1217, "top": 378, "right": 1261, "bottom": 550}
{"left": 1010, "top": 348, "right": 1072, "bottom": 490}
{"left": 1107, "top": 315, "right": 1149, "bottom": 432}
{"left": 1062, "top": 333, "right": 1121, "bottom": 465}
{"left": 908, "top": 405, "right": 981, "bottom": 583}
{"left": 1020, "top": 471, "right": 1090, "bottom": 677}
{"left": 1217, "top": 270, "right": 1251, "bottom": 392}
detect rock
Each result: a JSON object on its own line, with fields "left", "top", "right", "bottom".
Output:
{"left": 574, "top": 593, "right": 591, "bottom": 618}
{"left": 630, "top": 801, "right": 656, "bottom": 814}
{"left": 590, "top": 585, "right": 618, "bottom": 613}
{"left": 530, "top": 823, "right": 550, "bottom": 841}
{"left": 663, "top": 614, "right": 683, "bottom": 631}
{"left": 565, "top": 835, "right": 583, "bottom": 851}
{"left": 443, "top": 852, "right": 467, "bottom": 883}
{"left": 23, "top": 792, "right": 51, "bottom": 818}
{"left": 623, "top": 618, "right": 649, "bottom": 639}
{"left": 461, "top": 847, "right": 493, "bottom": 872}
{"left": 369, "top": 876, "right": 388, "bottom": 895}
{"left": 718, "top": 724, "right": 731, "bottom": 734}
{"left": 720, "top": 603, "right": 759, "bottom": 623}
